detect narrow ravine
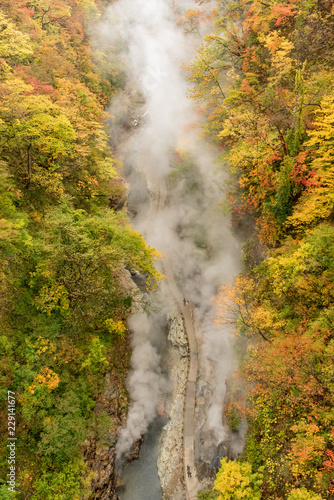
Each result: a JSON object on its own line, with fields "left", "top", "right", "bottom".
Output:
{"left": 118, "top": 416, "right": 166, "bottom": 500}
{"left": 96, "top": 0, "right": 242, "bottom": 497}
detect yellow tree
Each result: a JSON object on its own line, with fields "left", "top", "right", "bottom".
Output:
{"left": 214, "top": 458, "right": 263, "bottom": 499}
{"left": 287, "top": 96, "right": 334, "bottom": 231}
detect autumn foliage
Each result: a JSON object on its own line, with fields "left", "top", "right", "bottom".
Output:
{"left": 0, "top": 1, "right": 161, "bottom": 498}
{"left": 190, "top": 0, "right": 334, "bottom": 498}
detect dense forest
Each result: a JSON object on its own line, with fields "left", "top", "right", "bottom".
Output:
{"left": 0, "top": 1, "right": 161, "bottom": 498}
{"left": 189, "top": 0, "right": 334, "bottom": 498}
{"left": 2, "top": 0, "right": 334, "bottom": 499}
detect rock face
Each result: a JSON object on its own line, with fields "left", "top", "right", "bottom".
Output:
{"left": 84, "top": 270, "right": 143, "bottom": 500}
{"left": 167, "top": 308, "right": 189, "bottom": 358}
{"left": 84, "top": 373, "right": 124, "bottom": 500}
{"left": 157, "top": 309, "right": 188, "bottom": 500}
{"left": 84, "top": 371, "right": 144, "bottom": 500}
{"left": 117, "top": 268, "right": 144, "bottom": 314}
{"left": 193, "top": 321, "right": 247, "bottom": 489}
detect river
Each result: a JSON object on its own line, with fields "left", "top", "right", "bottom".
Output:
{"left": 118, "top": 416, "right": 167, "bottom": 500}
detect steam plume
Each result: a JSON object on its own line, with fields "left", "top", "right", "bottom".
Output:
{"left": 94, "top": 0, "right": 241, "bottom": 461}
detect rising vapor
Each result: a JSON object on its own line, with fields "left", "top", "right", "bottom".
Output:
{"left": 94, "top": 0, "right": 241, "bottom": 465}
{"left": 116, "top": 313, "right": 168, "bottom": 461}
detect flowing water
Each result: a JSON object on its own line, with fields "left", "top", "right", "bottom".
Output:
{"left": 118, "top": 416, "right": 167, "bottom": 500}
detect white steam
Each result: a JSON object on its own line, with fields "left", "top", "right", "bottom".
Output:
{"left": 116, "top": 313, "right": 168, "bottom": 459}
{"left": 94, "top": 0, "right": 241, "bottom": 461}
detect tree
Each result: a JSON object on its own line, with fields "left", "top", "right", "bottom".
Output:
{"left": 287, "top": 488, "right": 322, "bottom": 500}
{"left": 0, "top": 10, "right": 33, "bottom": 74}
{"left": 213, "top": 458, "right": 263, "bottom": 499}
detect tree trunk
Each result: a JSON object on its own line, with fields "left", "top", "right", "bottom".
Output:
{"left": 27, "top": 143, "right": 32, "bottom": 187}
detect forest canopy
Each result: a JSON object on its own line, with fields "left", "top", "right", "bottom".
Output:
{"left": 190, "top": 0, "right": 334, "bottom": 498}
{"left": 0, "top": 0, "right": 161, "bottom": 497}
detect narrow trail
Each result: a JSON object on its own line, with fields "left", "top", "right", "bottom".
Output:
{"left": 147, "top": 177, "right": 201, "bottom": 499}
{"left": 162, "top": 259, "right": 201, "bottom": 500}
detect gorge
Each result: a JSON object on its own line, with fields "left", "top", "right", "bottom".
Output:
{"left": 99, "top": 0, "right": 242, "bottom": 497}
